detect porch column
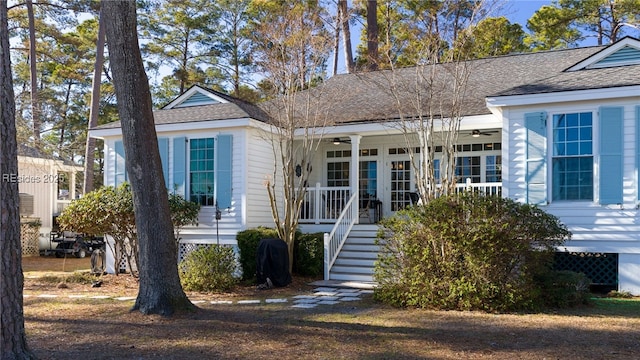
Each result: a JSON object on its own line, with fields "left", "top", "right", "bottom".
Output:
{"left": 350, "top": 135, "right": 361, "bottom": 224}
{"left": 69, "top": 170, "right": 77, "bottom": 199}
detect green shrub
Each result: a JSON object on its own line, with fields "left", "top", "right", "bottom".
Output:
{"left": 536, "top": 270, "right": 592, "bottom": 308}
{"left": 179, "top": 245, "right": 238, "bottom": 292}
{"left": 237, "top": 228, "right": 324, "bottom": 281}
{"left": 58, "top": 184, "right": 200, "bottom": 277}
{"left": 293, "top": 232, "right": 324, "bottom": 277}
{"left": 374, "top": 193, "right": 572, "bottom": 312}
{"left": 236, "top": 227, "right": 279, "bottom": 281}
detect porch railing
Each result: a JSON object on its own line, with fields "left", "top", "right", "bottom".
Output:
{"left": 299, "top": 184, "right": 350, "bottom": 224}
{"left": 300, "top": 182, "right": 501, "bottom": 223}
{"left": 455, "top": 180, "right": 502, "bottom": 197}
{"left": 323, "top": 191, "right": 357, "bottom": 280}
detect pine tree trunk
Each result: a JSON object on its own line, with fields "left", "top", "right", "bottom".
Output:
{"left": 332, "top": 6, "right": 340, "bottom": 76}
{"left": 366, "top": 0, "right": 378, "bottom": 71}
{"left": 26, "top": 0, "right": 40, "bottom": 143}
{"left": 339, "top": 0, "right": 354, "bottom": 73}
{"left": 102, "top": 0, "right": 193, "bottom": 316}
{"left": 83, "top": 9, "right": 106, "bottom": 194}
{"left": 0, "top": 1, "right": 37, "bottom": 357}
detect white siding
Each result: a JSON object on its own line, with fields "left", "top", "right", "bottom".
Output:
{"left": 619, "top": 254, "right": 640, "bottom": 294}
{"left": 167, "top": 129, "right": 245, "bottom": 245}
{"left": 103, "top": 129, "right": 250, "bottom": 246}
{"left": 505, "top": 100, "right": 640, "bottom": 253}
{"left": 245, "top": 128, "right": 279, "bottom": 228}
{"left": 17, "top": 158, "right": 56, "bottom": 228}
{"left": 103, "top": 138, "right": 118, "bottom": 187}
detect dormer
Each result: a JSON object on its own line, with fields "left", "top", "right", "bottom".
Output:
{"left": 567, "top": 36, "right": 640, "bottom": 71}
{"left": 162, "top": 85, "right": 229, "bottom": 109}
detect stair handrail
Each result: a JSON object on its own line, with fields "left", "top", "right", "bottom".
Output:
{"left": 323, "top": 191, "right": 357, "bottom": 280}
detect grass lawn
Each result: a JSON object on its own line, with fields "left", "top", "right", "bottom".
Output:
{"left": 21, "top": 256, "right": 640, "bottom": 359}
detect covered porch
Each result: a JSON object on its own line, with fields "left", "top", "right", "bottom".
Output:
{"left": 297, "top": 131, "right": 503, "bottom": 225}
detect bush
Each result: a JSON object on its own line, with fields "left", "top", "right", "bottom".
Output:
{"left": 236, "top": 227, "right": 279, "bottom": 281}
{"left": 374, "top": 193, "right": 572, "bottom": 312}
{"left": 536, "top": 270, "right": 592, "bottom": 308}
{"left": 293, "top": 232, "right": 323, "bottom": 277}
{"left": 237, "top": 228, "right": 324, "bottom": 281}
{"left": 58, "top": 184, "right": 200, "bottom": 277}
{"left": 179, "top": 245, "right": 238, "bottom": 292}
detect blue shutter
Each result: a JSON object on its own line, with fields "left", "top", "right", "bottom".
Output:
{"left": 158, "top": 138, "right": 169, "bottom": 190}
{"left": 599, "top": 106, "right": 624, "bottom": 204}
{"left": 173, "top": 137, "right": 187, "bottom": 197}
{"left": 525, "top": 112, "right": 547, "bottom": 205}
{"left": 114, "top": 140, "right": 127, "bottom": 186}
{"left": 216, "top": 135, "right": 233, "bottom": 209}
{"left": 637, "top": 106, "right": 640, "bottom": 200}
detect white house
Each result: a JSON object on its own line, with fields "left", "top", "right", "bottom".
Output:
{"left": 90, "top": 86, "right": 278, "bottom": 271}
{"left": 91, "top": 37, "right": 640, "bottom": 294}
{"left": 17, "top": 144, "right": 83, "bottom": 253}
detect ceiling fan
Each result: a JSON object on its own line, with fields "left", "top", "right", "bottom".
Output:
{"left": 468, "top": 129, "right": 499, "bottom": 137}
{"left": 331, "top": 137, "right": 351, "bottom": 145}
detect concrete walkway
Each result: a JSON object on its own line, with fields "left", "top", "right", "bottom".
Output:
{"left": 24, "top": 286, "right": 374, "bottom": 309}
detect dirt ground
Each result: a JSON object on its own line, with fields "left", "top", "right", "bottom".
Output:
{"left": 22, "top": 255, "right": 315, "bottom": 300}
{"left": 21, "top": 255, "right": 640, "bottom": 360}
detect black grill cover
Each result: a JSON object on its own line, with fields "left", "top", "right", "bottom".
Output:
{"left": 256, "top": 238, "right": 292, "bottom": 287}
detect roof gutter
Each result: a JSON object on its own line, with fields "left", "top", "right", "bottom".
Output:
{"left": 486, "top": 85, "right": 640, "bottom": 109}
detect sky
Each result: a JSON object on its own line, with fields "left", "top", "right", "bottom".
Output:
{"left": 502, "top": 0, "right": 553, "bottom": 26}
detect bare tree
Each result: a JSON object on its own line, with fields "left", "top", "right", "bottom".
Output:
{"left": 381, "top": 0, "right": 491, "bottom": 202}
{"left": 102, "top": 0, "right": 192, "bottom": 316}
{"left": 83, "top": 9, "right": 105, "bottom": 194}
{"left": 251, "top": 1, "right": 334, "bottom": 272}
{"left": 0, "top": 0, "right": 36, "bottom": 357}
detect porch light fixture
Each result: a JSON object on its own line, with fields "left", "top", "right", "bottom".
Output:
{"left": 471, "top": 130, "right": 481, "bottom": 138}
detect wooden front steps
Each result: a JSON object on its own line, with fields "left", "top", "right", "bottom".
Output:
{"left": 328, "top": 224, "right": 379, "bottom": 283}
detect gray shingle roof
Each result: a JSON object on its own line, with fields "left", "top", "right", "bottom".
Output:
{"left": 282, "top": 46, "right": 605, "bottom": 124}
{"left": 493, "top": 63, "right": 640, "bottom": 96}
{"left": 18, "top": 144, "right": 49, "bottom": 158}
{"left": 94, "top": 43, "right": 640, "bottom": 130}
{"left": 93, "top": 92, "right": 270, "bottom": 130}
{"left": 18, "top": 144, "right": 80, "bottom": 167}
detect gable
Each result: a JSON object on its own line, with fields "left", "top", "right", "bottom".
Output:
{"left": 174, "top": 91, "right": 220, "bottom": 108}
{"left": 163, "top": 85, "right": 230, "bottom": 109}
{"left": 567, "top": 37, "right": 640, "bottom": 71}
{"left": 593, "top": 45, "right": 640, "bottom": 67}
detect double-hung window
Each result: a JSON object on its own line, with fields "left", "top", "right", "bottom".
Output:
{"left": 552, "top": 112, "right": 593, "bottom": 201}
{"left": 190, "top": 138, "right": 216, "bottom": 206}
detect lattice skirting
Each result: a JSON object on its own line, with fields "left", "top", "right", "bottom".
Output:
{"left": 554, "top": 252, "right": 618, "bottom": 286}
{"left": 113, "top": 242, "right": 236, "bottom": 273}
{"left": 178, "top": 243, "right": 234, "bottom": 263}
{"left": 178, "top": 242, "right": 241, "bottom": 278}
{"left": 20, "top": 219, "right": 40, "bottom": 257}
